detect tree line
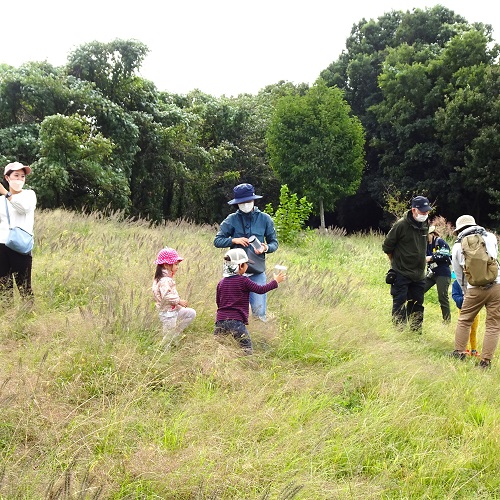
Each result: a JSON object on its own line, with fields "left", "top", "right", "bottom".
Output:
{"left": 1, "top": 5, "right": 498, "bottom": 232}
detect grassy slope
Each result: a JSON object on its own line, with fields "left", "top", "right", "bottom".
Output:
{"left": 0, "top": 210, "right": 499, "bottom": 499}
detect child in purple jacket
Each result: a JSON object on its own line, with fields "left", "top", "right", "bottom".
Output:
{"left": 214, "top": 248, "right": 285, "bottom": 354}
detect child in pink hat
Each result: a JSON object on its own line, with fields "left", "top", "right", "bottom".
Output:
{"left": 152, "top": 247, "right": 196, "bottom": 349}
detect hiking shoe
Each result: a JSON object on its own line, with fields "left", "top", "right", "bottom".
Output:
{"left": 449, "top": 350, "right": 467, "bottom": 360}
{"left": 477, "top": 359, "right": 491, "bottom": 369}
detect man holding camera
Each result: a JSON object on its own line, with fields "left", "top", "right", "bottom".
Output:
{"left": 382, "top": 196, "right": 431, "bottom": 332}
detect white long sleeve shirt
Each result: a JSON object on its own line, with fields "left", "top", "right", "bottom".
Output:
{"left": 452, "top": 225, "right": 500, "bottom": 289}
{"left": 0, "top": 190, "right": 37, "bottom": 244}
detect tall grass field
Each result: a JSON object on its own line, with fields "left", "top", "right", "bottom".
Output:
{"left": 1, "top": 209, "right": 499, "bottom": 499}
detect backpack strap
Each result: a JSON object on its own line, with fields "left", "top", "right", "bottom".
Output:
{"left": 456, "top": 226, "right": 486, "bottom": 243}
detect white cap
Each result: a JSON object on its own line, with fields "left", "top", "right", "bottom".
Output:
{"left": 4, "top": 161, "right": 31, "bottom": 176}
{"left": 224, "top": 248, "right": 253, "bottom": 265}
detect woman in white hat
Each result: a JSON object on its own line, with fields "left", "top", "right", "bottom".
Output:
{"left": 0, "top": 162, "right": 37, "bottom": 300}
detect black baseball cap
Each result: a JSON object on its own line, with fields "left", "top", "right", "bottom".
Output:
{"left": 411, "top": 196, "right": 432, "bottom": 212}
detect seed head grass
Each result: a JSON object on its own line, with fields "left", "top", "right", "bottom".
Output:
{"left": 0, "top": 209, "right": 499, "bottom": 498}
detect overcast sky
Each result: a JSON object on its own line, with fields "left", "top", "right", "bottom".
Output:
{"left": 1, "top": 0, "right": 499, "bottom": 97}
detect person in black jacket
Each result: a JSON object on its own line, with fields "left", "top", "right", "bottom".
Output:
{"left": 424, "top": 225, "right": 452, "bottom": 322}
{"left": 382, "top": 196, "right": 431, "bottom": 332}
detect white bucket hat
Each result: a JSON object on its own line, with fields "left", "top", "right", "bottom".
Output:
{"left": 455, "top": 215, "right": 476, "bottom": 233}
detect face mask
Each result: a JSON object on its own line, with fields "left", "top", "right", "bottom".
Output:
{"left": 9, "top": 179, "right": 25, "bottom": 191}
{"left": 415, "top": 213, "right": 428, "bottom": 222}
{"left": 238, "top": 202, "right": 254, "bottom": 213}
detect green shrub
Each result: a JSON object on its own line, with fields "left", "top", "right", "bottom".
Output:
{"left": 265, "top": 184, "right": 313, "bottom": 245}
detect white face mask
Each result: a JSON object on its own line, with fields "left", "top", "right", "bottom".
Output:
{"left": 9, "top": 179, "right": 25, "bottom": 191}
{"left": 238, "top": 201, "right": 254, "bottom": 213}
{"left": 415, "top": 213, "right": 428, "bottom": 222}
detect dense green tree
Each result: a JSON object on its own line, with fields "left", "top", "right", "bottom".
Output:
{"left": 0, "top": 124, "right": 40, "bottom": 167}
{"left": 0, "top": 62, "right": 71, "bottom": 126}
{"left": 372, "top": 27, "right": 499, "bottom": 222}
{"left": 266, "top": 80, "right": 365, "bottom": 228}
{"left": 320, "top": 5, "right": 498, "bottom": 229}
{"left": 30, "top": 114, "right": 130, "bottom": 210}
{"left": 66, "top": 39, "right": 149, "bottom": 105}
{"left": 1, "top": 19, "right": 498, "bottom": 232}
{"left": 435, "top": 63, "right": 500, "bottom": 220}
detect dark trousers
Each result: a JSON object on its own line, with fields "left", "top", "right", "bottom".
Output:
{"left": 214, "top": 319, "right": 253, "bottom": 353}
{"left": 424, "top": 274, "right": 451, "bottom": 321}
{"left": 0, "top": 243, "right": 33, "bottom": 299}
{"left": 391, "top": 272, "right": 425, "bottom": 331}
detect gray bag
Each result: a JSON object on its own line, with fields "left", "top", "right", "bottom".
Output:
{"left": 4, "top": 198, "right": 34, "bottom": 254}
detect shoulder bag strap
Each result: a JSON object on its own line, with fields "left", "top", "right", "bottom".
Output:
{"left": 4, "top": 197, "right": 11, "bottom": 228}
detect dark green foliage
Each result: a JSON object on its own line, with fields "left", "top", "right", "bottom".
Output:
{"left": 1, "top": 6, "right": 499, "bottom": 231}
{"left": 29, "top": 114, "right": 130, "bottom": 210}
{"left": 0, "top": 124, "right": 40, "bottom": 167}
{"left": 320, "top": 5, "right": 500, "bottom": 229}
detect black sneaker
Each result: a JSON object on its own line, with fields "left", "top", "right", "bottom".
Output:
{"left": 477, "top": 359, "right": 492, "bottom": 369}
{"left": 449, "top": 350, "right": 467, "bottom": 360}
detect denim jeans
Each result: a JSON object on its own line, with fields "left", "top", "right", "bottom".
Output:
{"left": 249, "top": 271, "right": 267, "bottom": 319}
{"left": 214, "top": 319, "right": 253, "bottom": 353}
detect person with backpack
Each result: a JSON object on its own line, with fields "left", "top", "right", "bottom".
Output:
{"left": 451, "top": 278, "right": 480, "bottom": 357}
{"left": 424, "top": 226, "right": 452, "bottom": 322}
{"left": 382, "top": 196, "right": 431, "bottom": 332}
{"left": 450, "top": 215, "right": 500, "bottom": 369}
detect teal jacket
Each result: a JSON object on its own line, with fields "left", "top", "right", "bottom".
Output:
{"left": 382, "top": 210, "right": 429, "bottom": 281}
{"left": 214, "top": 207, "right": 278, "bottom": 275}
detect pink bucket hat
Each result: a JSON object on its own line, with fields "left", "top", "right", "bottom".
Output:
{"left": 155, "top": 248, "right": 184, "bottom": 265}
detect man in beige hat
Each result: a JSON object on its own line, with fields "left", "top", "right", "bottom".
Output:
{"left": 450, "top": 215, "right": 500, "bottom": 369}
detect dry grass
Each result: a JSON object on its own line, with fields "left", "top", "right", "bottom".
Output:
{"left": 0, "top": 210, "right": 499, "bottom": 499}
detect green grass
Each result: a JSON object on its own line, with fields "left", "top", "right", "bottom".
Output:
{"left": 1, "top": 209, "right": 499, "bottom": 499}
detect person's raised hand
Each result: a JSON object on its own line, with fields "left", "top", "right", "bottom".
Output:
{"left": 274, "top": 271, "right": 286, "bottom": 284}
{"left": 232, "top": 237, "right": 249, "bottom": 247}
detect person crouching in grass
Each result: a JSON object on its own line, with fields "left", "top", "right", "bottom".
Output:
{"left": 214, "top": 248, "right": 285, "bottom": 354}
